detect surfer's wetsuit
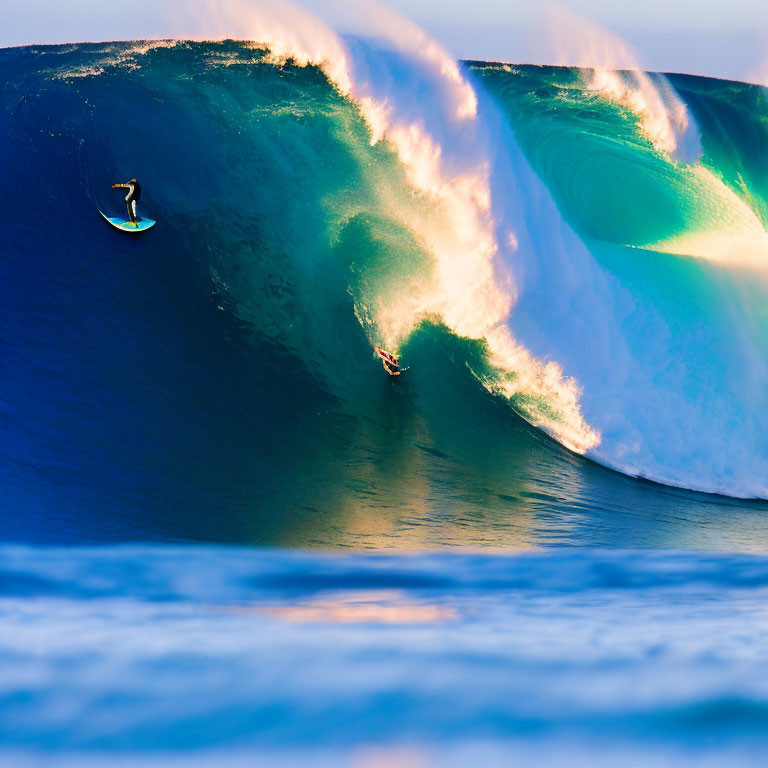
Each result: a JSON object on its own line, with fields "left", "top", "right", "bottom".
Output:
{"left": 113, "top": 179, "right": 142, "bottom": 224}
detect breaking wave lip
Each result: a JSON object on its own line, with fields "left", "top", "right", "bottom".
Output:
{"left": 546, "top": 4, "right": 701, "bottom": 161}
{"left": 48, "top": 40, "right": 180, "bottom": 78}
{"left": 181, "top": 0, "right": 602, "bottom": 454}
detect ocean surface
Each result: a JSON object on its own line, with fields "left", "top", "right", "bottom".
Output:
{"left": 2, "top": 29, "right": 768, "bottom": 767}
{"left": 4, "top": 546, "right": 768, "bottom": 767}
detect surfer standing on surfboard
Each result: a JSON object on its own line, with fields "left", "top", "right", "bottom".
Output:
{"left": 111, "top": 179, "right": 142, "bottom": 226}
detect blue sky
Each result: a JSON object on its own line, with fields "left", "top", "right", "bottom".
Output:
{"left": 4, "top": 0, "right": 767, "bottom": 81}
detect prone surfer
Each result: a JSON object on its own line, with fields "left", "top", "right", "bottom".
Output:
{"left": 111, "top": 178, "right": 142, "bottom": 226}
{"left": 375, "top": 347, "right": 402, "bottom": 376}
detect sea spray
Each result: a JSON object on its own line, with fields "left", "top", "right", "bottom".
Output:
{"left": 191, "top": 0, "right": 602, "bottom": 453}
{"left": 548, "top": 4, "right": 700, "bottom": 162}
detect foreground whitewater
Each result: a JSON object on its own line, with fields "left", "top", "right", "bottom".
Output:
{"left": 3, "top": 545, "right": 768, "bottom": 767}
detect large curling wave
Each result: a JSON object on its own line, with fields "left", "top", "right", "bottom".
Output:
{"left": 3, "top": 1, "right": 768, "bottom": 550}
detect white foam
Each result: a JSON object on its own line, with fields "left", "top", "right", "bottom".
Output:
{"left": 548, "top": 5, "right": 699, "bottom": 161}
{"left": 51, "top": 40, "right": 179, "bottom": 79}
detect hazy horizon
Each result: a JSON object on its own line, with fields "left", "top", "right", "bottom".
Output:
{"left": 4, "top": 0, "right": 767, "bottom": 83}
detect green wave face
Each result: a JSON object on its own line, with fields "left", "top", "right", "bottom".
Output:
{"left": 471, "top": 64, "right": 768, "bottom": 248}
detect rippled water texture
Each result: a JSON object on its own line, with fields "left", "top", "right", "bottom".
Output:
{"left": 3, "top": 547, "right": 768, "bottom": 767}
